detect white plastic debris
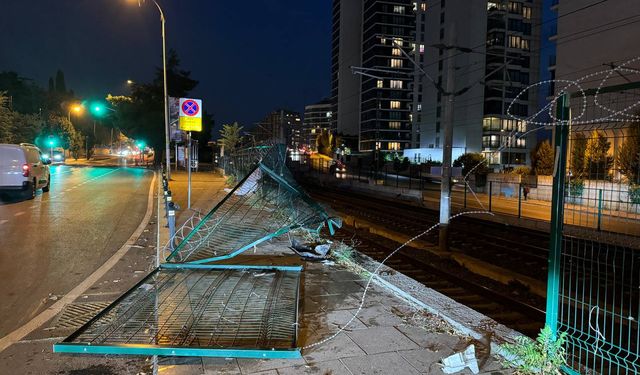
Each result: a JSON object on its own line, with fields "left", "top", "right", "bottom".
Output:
{"left": 440, "top": 345, "right": 479, "bottom": 374}
{"left": 139, "top": 283, "right": 154, "bottom": 291}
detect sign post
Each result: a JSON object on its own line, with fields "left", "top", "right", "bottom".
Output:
{"left": 178, "top": 98, "right": 203, "bottom": 209}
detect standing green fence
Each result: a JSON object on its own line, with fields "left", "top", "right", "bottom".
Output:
{"left": 547, "top": 84, "right": 640, "bottom": 374}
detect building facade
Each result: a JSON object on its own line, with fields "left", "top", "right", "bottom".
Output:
{"left": 331, "top": 0, "right": 362, "bottom": 138}
{"left": 331, "top": 0, "right": 416, "bottom": 153}
{"left": 302, "top": 99, "right": 332, "bottom": 151}
{"left": 254, "top": 109, "right": 302, "bottom": 148}
{"left": 412, "top": 0, "right": 541, "bottom": 167}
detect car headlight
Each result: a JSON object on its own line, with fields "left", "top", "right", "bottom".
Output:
{"left": 54, "top": 154, "right": 62, "bottom": 160}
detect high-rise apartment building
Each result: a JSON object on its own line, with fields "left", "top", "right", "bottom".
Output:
{"left": 330, "top": 0, "right": 362, "bottom": 138}
{"left": 414, "top": 0, "right": 541, "bottom": 167}
{"left": 331, "top": 0, "right": 415, "bottom": 153}
{"left": 302, "top": 99, "right": 332, "bottom": 151}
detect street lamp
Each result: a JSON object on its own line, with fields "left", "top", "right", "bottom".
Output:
{"left": 133, "top": 0, "right": 171, "bottom": 178}
{"left": 68, "top": 104, "right": 83, "bottom": 122}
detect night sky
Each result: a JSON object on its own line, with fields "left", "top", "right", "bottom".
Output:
{"left": 0, "top": 0, "right": 332, "bottom": 131}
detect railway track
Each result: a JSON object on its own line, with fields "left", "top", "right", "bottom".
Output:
{"left": 308, "top": 187, "right": 550, "bottom": 281}
{"left": 327, "top": 224, "right": 545, "bottom": 337}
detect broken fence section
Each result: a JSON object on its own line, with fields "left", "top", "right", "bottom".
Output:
{"left": 54, "top": 264, "right": 302, "bottom": 359}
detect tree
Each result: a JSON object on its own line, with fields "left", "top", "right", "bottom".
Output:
{"left": 0, "top": 71, "right": 46, "bottom": 114}
{"left": 453, "top": 153, "right": 489, "bottom": 176}
{"left": 316, "top": 129, "right": 338, "bottom": 157}
{"left": 218, "top": 122, "right": 243, "bottom": 153}
{"left": 618, "top": 123, "right": 640, "bottom": 184}
{"left": 48, "top": 77, "right": 54, "bottom": 93}
{"left": 570, "top": 133, "right": 587, "bottom": 178}
{"left": 584, "top": 130, "right": 612, "bottom": 179}
{"left": 55, "top": 70, "right": 66, "bottom": 93}
{"left": 532, "top": 140, "right": 554, "bottom": 175}
{"left": 0, "top": 92, "right": 13, "bottom": 143}
{"left": 106, "top": 50, "right": 199, "bottom": 165}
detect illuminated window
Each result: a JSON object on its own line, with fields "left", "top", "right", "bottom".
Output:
{"left": 392, "top": 48, "right": 402, "bottom": 56}
{"left": 421, "top": 3, "right": 427, "bottom": 11}
{"left": 377, "top": 80, "right": 384, "bottom": 88}
{"left": 417, "top": 103, "right": 422, "bottom": 111}
{"left": 523, "top": 6, "right": 531, "bottom": 19}
{"left": 380, "top": 37, "right": 386, "bottom": 45}
{"left": 375, "top": 142, "right": 381, "bottom": 150}
{"left": 389, "top": 121, "right": 401, "bottom": 129}
{"left": 517, "top": 138, "right": 526, "bottom": 148}
{"left": 390, "top": 58, "right": 403, "bottom": 68}
{"left": 390, "top": 80, "right": 403, "bottom": 89}
{"left": 393, "top": 37, "right": 403, "bottom": 47}
{"left": 390, "top": 101, "right": 401, "bottom": 109}
{"left": 389, "top": 142, "right": 401, "bottom": 150}
{"left": 419, "top": 44, "right": 425, "bottom": 53}
{"left": 393, "top": 5, "right": 405, "bottom": 14}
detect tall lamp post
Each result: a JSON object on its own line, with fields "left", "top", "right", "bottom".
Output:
{"left": 135, "top": 0, "right": 171, "bottom": 179}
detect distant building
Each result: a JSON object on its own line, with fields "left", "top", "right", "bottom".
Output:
{"left": 330, "top": 0, "right": 362, "bottom": 138}
{"left": 302, "top": 99, "right": 332, "bottom": 151}
{"left": 331, "top": 0, "right": 416, "bottom": 153}
{"left": 254, "top": 109, "right": 302, "bottom": 148}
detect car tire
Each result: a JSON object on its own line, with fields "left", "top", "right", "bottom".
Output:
{"left": 24, "top": 179, "right": 36, "bottom": 200}
{"left": 43, "top": 175, "right": 50, "bottom": 193}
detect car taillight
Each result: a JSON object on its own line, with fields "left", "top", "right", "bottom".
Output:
{"left": 22, "top": 164, "right": 30, "bottom": 177}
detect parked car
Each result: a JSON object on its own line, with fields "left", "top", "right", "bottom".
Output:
{"left": 0, "top": 143, "right": 51, "bottom": 199}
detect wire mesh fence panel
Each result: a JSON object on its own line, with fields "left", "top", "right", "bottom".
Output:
{"left": 54, "top": 265, "right": 302, "bottom": 358}
{"left": 550, "top": 83, "right": 640, "bottom": 375}
{"left": 166, "top": 145, "right": 340, "bottom": 264}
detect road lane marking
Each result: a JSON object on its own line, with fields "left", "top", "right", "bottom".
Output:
{"left": 14, "top": 212, "right": 24, "bottom": 217}
{"left": 0, "top": 220, "right": 7, "bottom": 225}
{"left": 0, "top": 170, "right": 157, "bottom": 353}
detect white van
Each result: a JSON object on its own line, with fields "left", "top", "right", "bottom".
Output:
{"left": 0, "top": 143, "right": 51, "bottom": 199}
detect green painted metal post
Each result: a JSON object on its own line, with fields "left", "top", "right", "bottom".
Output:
{"left": 464, "top": 183, "right": 467, "bottom": 209}
{"left": 597, "top": 189, "right": 603, "bottom": 231}
{"left": 545, "top": 92, "right": 570, "bottom": 338}
{"left": 518, "top": 183, "right": 522, "bottom": 218}
{"left": 489, "top": 181, "right": 493, "bottom": 212}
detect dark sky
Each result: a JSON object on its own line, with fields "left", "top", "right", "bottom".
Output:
{"left": 0, "top": 0, "right": 332, "bottom": 130}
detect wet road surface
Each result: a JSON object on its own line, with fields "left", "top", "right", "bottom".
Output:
{"left": 0, "top": 165, "right": 153, "bottom": 336}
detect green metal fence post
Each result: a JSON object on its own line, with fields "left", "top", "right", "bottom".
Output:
{"left": 464, "top": 182, "right": 467, "bottom": 209}
{"left": 518, "top": 182, "right": 522, "bottom": 218}
{"left": 597, "top": 188, "right": 603, "bottom": 231}
{"left": 489, "top": 181, "right": 493, "bottom": 212}
{"left": 545, "top": 92, "right": 570, "bottom": 338}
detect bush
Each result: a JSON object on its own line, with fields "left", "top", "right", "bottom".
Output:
{"left": 453, "top": 153, "right": 489, "bottom": 176}
{"left": 568, "top": 179, "right": 584, "bottom": 197}
{"left": 225, "top": 174, "right": 237, "bottom": 187}
{"left": 629, "top": 184, "right": 640, "bottom": 204}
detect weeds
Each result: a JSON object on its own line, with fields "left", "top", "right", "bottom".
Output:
{"left": 500, "top": 325, "right": 567, "bottom": 375}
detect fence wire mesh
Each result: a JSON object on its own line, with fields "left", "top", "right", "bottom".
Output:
{"left": 56, "top": 266, "right": 301, "bottom": 354}
{"left": 554, "top": 83, "right": 640, "bottom": 374}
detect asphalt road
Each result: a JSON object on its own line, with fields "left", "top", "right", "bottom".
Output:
{"left": 0, "top": 165, "right": 153, "bottom": 337}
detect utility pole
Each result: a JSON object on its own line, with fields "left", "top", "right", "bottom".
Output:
{"left": 439, "top": 25, "right": 456, "bottom": 252}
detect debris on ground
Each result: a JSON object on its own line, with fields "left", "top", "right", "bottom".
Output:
{"left": 440, "top": 345, "right": 480, "bottom": 374}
